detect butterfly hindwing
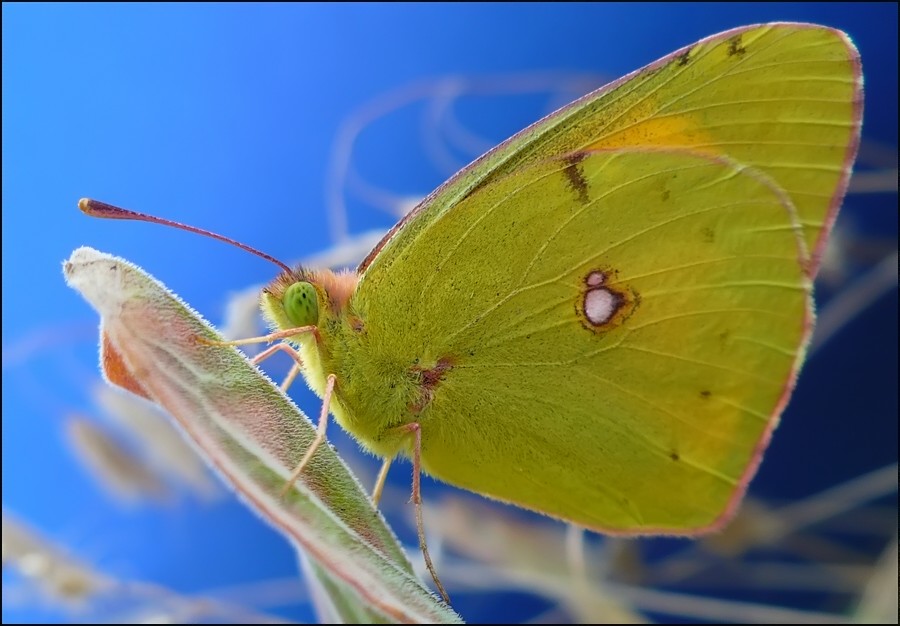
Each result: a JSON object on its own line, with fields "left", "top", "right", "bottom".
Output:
{"left": 353, "top": 148, "right": 811, "bottom": 531}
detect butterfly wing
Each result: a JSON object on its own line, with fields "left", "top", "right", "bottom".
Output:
{"left": 354, "top": 148, "right": 810, "bottom": 532}
{"left": 347, "top": 24, "right": 861, "bottom": 532}
{"left": 359, "top": 23, "right": 862, "bottom": 280}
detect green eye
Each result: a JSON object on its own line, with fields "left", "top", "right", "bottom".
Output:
{"left": 283, "top": 281, "right": 319, "bottom": 327}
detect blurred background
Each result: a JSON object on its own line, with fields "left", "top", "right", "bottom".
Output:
{"left": 3, "top": 4, "right": 896, "bottom": 623}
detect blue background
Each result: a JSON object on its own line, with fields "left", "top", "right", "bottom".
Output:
{"left": 3, "top": 3, "right": 896, "bottom": 623}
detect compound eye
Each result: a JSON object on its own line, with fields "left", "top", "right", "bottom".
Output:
{"left": 283, "top": 281, "right": 319, "bottom": 327}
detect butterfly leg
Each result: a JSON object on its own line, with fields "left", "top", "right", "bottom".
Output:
{"left": 387, "top": 422, "right": 450, "bottom": 604}
{"left": 252, "top": 343, "right": 304, "bottom": 392}
{"left": 371, "top": 457, "right": 394, "bottom": 506}
{"left": 279, "top": 373, "right": 336, "bottom": 497}
{"left": 198, "top": 325, "right": 317, "bottom": 347}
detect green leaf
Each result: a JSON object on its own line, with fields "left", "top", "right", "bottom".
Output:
{"left": 63, "top": 246, "right": 463, "bottom": 625}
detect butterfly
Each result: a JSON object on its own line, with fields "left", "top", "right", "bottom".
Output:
{"left": 80, "top": 23, "right": 862, "bottom": 603}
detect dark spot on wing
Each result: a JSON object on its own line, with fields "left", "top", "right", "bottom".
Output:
{"left": 700, "top": 389, "right": 711, "bottom": 399}
{"left": 716, "top": 331, "right": 732, "bottom": 354}
{"left": 563, "top": 153, "right": 590, "bottom": 205}
{"left": 669, "top": 451, "right": 680, "bottom": 461}
{"left": 676, "top": 48, "right": 692, "bottom": 66}
{"left": 577, "top": 266, "right": 640, "bottom": 334}
{"left": 701, "top": 226, "right": 715, "bottom": 243}
{"left": 728, "top": 35, "right": 746, "bottom": 57}
{"left": 661, "top": 189, "right": 671, "bottom": 202}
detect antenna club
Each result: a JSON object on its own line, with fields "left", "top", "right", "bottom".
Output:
{"left": 79, "top": 198, "right": 132, "bottom": 219}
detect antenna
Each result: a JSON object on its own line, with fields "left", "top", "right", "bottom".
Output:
{"left": 79, "top": 198, "right": 292, "bottom": 274}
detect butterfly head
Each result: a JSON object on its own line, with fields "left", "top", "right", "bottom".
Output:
{"left": 261, "top": 267, "right": 359, "bottom": 341}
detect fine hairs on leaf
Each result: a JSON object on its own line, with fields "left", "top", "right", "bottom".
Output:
{"left": 63, "top": 246, "right": 462, "bottom": 624}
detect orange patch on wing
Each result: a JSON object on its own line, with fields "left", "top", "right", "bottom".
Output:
{"left": 587, "top": 101, "right": 718, "bottom": 155}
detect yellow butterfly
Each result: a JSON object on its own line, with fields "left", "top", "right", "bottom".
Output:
{"left": 80, "top": 23, "right": 862, "bottom": 603}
